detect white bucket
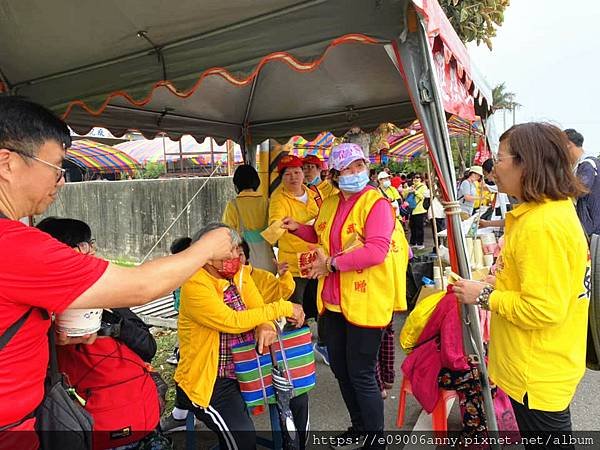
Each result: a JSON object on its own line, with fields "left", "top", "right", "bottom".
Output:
{"left": 56, "top": 308, "right": 102, "bottom": 337}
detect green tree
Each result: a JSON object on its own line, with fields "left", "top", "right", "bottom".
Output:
{"left": 492, "top": 82, "right": 521, "bottom": 127}
{"left": 439, "top": 0, "right": 510, "bottom": 50}
{"left": 135, "top": 161, "right": 165, "bottom": 179}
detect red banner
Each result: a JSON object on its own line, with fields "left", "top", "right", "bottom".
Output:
{"left": 473, "top": 137, "right": 490, "bottom": 165}
{"left": 432, "top": 47, "right": 476, "bottom": 121}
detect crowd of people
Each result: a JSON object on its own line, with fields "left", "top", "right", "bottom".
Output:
{"left": 0, "top": 95, "right": 598, "bottom": 450}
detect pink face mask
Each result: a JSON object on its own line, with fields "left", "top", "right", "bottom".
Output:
{"left": 217, "top": 257, "right": 241, "bottom": 279}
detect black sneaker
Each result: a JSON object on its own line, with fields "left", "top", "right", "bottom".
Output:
{"left": 330, "top": 427, "right": 366, "bottom": 450}
{"left": 160, "top": 413, "right": 189, "bottom": 434}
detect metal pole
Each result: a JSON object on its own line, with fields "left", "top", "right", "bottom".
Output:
{"left": 426, "top": 158, "right": 445, "bottom": 290}
{"left": 179, "top": 139, "right": 184, "bottom": 174}
{"left": 161, "top": 135, "right": 168, "bottom": 175}
{"left": 210, "top": 137, "right": 215, "bottom": 175}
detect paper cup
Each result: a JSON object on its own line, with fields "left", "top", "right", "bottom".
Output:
{"left": 483, "top": 254, "right": 494, "bottom": 267}
{"left": 56, "top": 308, "right": 102, "bottom": 337}
{"left": 480, "top": 233, "right": 497, "bottom": 245}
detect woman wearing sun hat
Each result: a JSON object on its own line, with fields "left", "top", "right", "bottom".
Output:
{"left": 458, "top": 165, "right": 484, "bottom": 216}
{"left": 282, "top": 143, "right": 409, "bottom": 449}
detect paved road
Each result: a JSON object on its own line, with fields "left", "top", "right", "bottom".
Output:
{"left": 170, "top": 314, "right": 600, "bottom": 449}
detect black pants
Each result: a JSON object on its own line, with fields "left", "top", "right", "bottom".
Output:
{"left": 177, "top": 380, "right": 309, "bottom": 450}
{"left": 293, "top": 277, "right": 326, "bottom": 345}
{"left": 323, "top": 311, "right": 384, "bottom": 448}
{"left": 510, "top": 394, "right": 574, "bottom": 450}
{"left": 409, "top": 213, "right": 426, "bottom": 245}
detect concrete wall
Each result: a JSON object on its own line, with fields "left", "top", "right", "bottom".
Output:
{"left": 41, "top": 177, "right": 236, "bottom": 262}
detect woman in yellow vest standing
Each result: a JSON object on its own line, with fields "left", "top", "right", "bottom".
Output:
{"left": 454, "top": 123, "right": 589, "bottom": 449}
{"left": 223, "top": 164, "right": 276, "bottom": 273}
{"left": 268, "top": 155, "right": 325, "bottom": 348}
{"left": 283, "top": 144, "right": 409, "bottom": 449}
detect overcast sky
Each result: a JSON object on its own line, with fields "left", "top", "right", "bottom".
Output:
{"left": 467, "top": 0, "right": 600, "bottom": 154}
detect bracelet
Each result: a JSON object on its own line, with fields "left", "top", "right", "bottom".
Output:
{"left": 476, "top": 285, "right": 494, "bottom": 310}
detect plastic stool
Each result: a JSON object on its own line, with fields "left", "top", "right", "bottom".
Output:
{"left": 396, "top": 376, "right": 457, "bottom": 433}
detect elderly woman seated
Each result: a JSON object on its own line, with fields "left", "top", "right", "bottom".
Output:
{"left": 173, "top": 223, "right": 305, "bottom": 450}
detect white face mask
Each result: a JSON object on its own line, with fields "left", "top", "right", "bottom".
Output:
{"left": 382, "top": 180, "right": 391, "bottom": 189}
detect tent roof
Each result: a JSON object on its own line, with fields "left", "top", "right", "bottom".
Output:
{"left": 115, "top": 136, "right": 243, "bottom": 164}
{"left": 67, "top": 139, "right": 141, "bottom": 174}
{"left": 0, "top": 0, "right": 491, "bottom": 145}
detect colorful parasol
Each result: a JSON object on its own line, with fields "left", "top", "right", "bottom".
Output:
{"left": 387, "top": 115, "right": 483, "bottom": 159}
{"left": 115, "top": 135, "right": 243, "bottom": 165}
{"left": 289, "top": 132, "right": 335, "bottom": 160}
{"left": 67, "top": 139, "right": 141, "bottom": 175}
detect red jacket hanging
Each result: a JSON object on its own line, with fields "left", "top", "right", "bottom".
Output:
{"left": 401, "top": 287, "right": 469, "bottom": 412}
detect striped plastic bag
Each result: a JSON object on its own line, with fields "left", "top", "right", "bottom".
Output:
{"left": 232, "top": 326, "right": 316, "bottom": 408}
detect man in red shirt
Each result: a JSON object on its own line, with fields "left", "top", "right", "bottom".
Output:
{"left": 0, "top": 97, "right": 239, "bottom": 445}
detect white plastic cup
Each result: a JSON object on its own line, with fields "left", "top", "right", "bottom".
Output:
{"left": 55, "top": 308, "right": 102, "bottom": 337}
{"left": 480, "top": 233, "right": 497, "bottom": 245}
{"left": 483, "top": 254, "right": 494, "bottom": 267}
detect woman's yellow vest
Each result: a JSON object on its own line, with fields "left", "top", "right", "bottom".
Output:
{"left": 315, "top": 189, "right": 409, "bottom": 327}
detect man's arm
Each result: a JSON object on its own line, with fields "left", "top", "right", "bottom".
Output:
{"left": 577, "top": 161, "right": 596, "bottom": 194}
{"left": 69, "top": 228, "right": 233, "bottom": 309}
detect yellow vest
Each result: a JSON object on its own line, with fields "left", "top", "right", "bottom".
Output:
{"left": 315, "top": 179, "right": 339, "bottom": 202}
{"left": 314, "top": 189, "right": 409, "bottom": 327}
{"left": 268, "top": 186, "right": 319, "bottom": 276}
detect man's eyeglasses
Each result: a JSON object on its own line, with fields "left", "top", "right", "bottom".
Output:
{"left": 77, "top": 239, "right": 96, "bottom": 254}
{"left": 5, "top": 148, "right": 66, "bottom": 183}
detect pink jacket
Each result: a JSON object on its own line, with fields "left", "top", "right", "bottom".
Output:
{"left": 401, "top": 287, "right": 469, "bottom": 412}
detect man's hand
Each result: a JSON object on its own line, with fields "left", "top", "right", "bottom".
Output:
{"left": 193, "top": 227, "right": 234, "bottom": 260}
{"left": 281, "top": 217, "right": 299, "bottom": 232}
{"left": 287, "top": 303, "right": 305, "bottom": 328}
{"left": 56, "top": 331, "right": 97, "bottom": 346}
{"left": 255, "top": 323, "right": 277, "bottom": 354}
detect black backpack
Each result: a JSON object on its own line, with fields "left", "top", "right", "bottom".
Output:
{"left": 0, "top": 309, "right": 93, "bottom": 449}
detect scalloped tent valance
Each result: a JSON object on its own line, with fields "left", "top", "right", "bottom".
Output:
{"left": 0, "top": 0, "right": 491, "bottom": 149}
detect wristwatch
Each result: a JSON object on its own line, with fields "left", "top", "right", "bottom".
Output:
{"left": 326, "top": 256, "right": 337, "bottom": 273}
{"left": 476, "top": 285, "right": 493, "bottom": 310}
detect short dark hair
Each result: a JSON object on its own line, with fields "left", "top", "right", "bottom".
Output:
{"left": 330, "top": 169, "right": 340, "bottom": 189}
{"left": 233, "top": 164, "right": 260, "bottom": 192}
{"left": 500, "top": 122, "right": 587, "bottom": 202}
{"left": 482, "top": 158, "right": 494, "bottom": 174}
{"left": 564, "top": 128, "right": 584, "bottom": 147}
{"left": 0, "top": 96, "right": 71, "bottom": 157}
{"left": 36, "top": 217, "right": 91, "bottom": 247}
{"left": 170, "top": 237, "right": 192, "bottom": 254}
{"left": 240, "top": 240, "right": 250, "bottom": 261}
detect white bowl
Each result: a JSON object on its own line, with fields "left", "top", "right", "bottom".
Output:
{"left": 55, "top": 308, "right": 102, "bottom": 337}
